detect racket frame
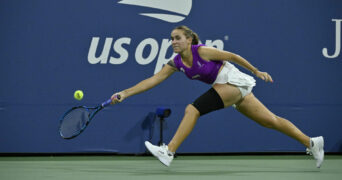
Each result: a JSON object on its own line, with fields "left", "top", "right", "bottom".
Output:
{"left": 59, "top": 100, "right": 108, "bottom": 139}
{"left": 59, "top": 96, "right": 119, "bottom": 139}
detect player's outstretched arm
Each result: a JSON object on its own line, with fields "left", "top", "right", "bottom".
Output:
{"left": 111, "top": 64, "right": 176, "bottom": 103}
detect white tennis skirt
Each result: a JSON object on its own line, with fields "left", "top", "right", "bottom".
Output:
{"left": 212, "top": 62, "right": 256, "bottom": 98}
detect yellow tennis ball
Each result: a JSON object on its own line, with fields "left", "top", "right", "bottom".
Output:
{"left": 74, "top": 90, "right": 84, "bottom": 100}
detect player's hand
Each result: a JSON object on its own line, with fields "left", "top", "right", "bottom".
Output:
{"left": 255, "top": 71, "right": 273, "bottom": 83}
{"left": 111, "top": 91, "right": 126, "bottom": 104}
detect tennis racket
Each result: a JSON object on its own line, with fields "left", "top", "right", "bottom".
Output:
{"left": 59, "top": 95, "right": 120, "bottom": 139}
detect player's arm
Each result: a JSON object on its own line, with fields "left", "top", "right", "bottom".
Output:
{"left": 198, "top": 46, "right": 258, "bottom": 74}
{"left": 198, "top": 46, "right": 273, "bottom": 82}
{"left": 111, "top": 63, "right": 177, "bottom": 103}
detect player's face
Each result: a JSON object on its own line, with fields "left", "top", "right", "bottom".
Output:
{"left": 171, "top": 29, "right": 192, "bottom": 53}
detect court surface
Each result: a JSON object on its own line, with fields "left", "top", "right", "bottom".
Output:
{"left": 1, "top": 155, "right": 341, "bottom": 180}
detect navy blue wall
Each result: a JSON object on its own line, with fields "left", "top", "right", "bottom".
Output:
{"left": 1, "top": 0, "right": 342, "bottom": 154}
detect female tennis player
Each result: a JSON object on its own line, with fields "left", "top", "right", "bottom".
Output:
{"left": 111, "top": 25, "right": 324, "bottom": 168}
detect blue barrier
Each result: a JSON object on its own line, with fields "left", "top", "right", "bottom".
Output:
{"left": 0, "top": 0, "right": 341, "bottom": 153}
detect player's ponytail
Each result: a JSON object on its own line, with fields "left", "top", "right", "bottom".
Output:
{"left": 174, "top": 25, "right": 200, "bottom": 45}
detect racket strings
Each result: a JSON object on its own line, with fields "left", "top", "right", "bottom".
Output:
{"left": 60, "top": 108, "right": 90, "bottom": 138}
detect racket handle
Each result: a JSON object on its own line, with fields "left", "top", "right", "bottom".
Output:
{"left": 101, "top": 95, "right": 121, "bottom": 107}
{"left": 102, "top": 99, "right": 112, "bottom": 107}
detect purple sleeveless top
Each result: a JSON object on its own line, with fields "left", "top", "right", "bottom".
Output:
{"left": 173, "top": 44, "right": 223, "bottom": 84}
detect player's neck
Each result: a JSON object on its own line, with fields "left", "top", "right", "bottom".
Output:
{"left": 180, "top": 49, "right": 193, "bottom": 67}
{"left": 180, "top": 45, "right": 193, "bottom": 61}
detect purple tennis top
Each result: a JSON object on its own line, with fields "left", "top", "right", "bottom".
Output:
{"left": 173, "top": 44, "right": 223, "bottom": 84}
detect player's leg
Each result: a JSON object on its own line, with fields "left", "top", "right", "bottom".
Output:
{"left": 145, "top": 84, "right": 241, "bottom": 166}
{"left": 235, "top": 93, "right": 324, "bottom": 167}
{"left": 145, "top": 104, "right": 200, "bottom": 166}
{"left": 167, "top": 104, "right": 200, "bottom": 152}
{"left": 235, "top": 93, "right": 310, "bottom": 147}
{"left": 168, "top": 83, "right": 242, "bottom": 152}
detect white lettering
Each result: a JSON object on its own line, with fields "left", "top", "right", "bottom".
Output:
{"left": 205, "top": 40, "right": 224, "bottom": 50}
{"left": 88, "top": 37, "right": 113, "bottom": 64}
{"left": 136, "top": 38, "right": 159, "bottom": 65}
{"left": 87, "top": 37, "right": 226, "bottom": 74}
{"left": 110, "top": 37, "right": 131, "bottom": 64}
{"left": 322, "top": 19, "right": 341, "bottom": 58}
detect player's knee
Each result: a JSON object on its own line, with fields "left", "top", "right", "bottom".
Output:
{"left": 185, "top": 104, "right": 200, "bottom": 118}
{"left": 260, "top": 115, "right": 279, "bottom": 129}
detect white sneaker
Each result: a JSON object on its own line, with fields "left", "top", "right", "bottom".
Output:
{"left": 306, "top": 136, "right": 324, "bottom": 168}
{"left": 145, "top": 141, "right": 174, "bottom": 167}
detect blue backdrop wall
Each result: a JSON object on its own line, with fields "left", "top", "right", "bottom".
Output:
{"left": 1, "top": 0, "right": 342, "bottom": 154}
